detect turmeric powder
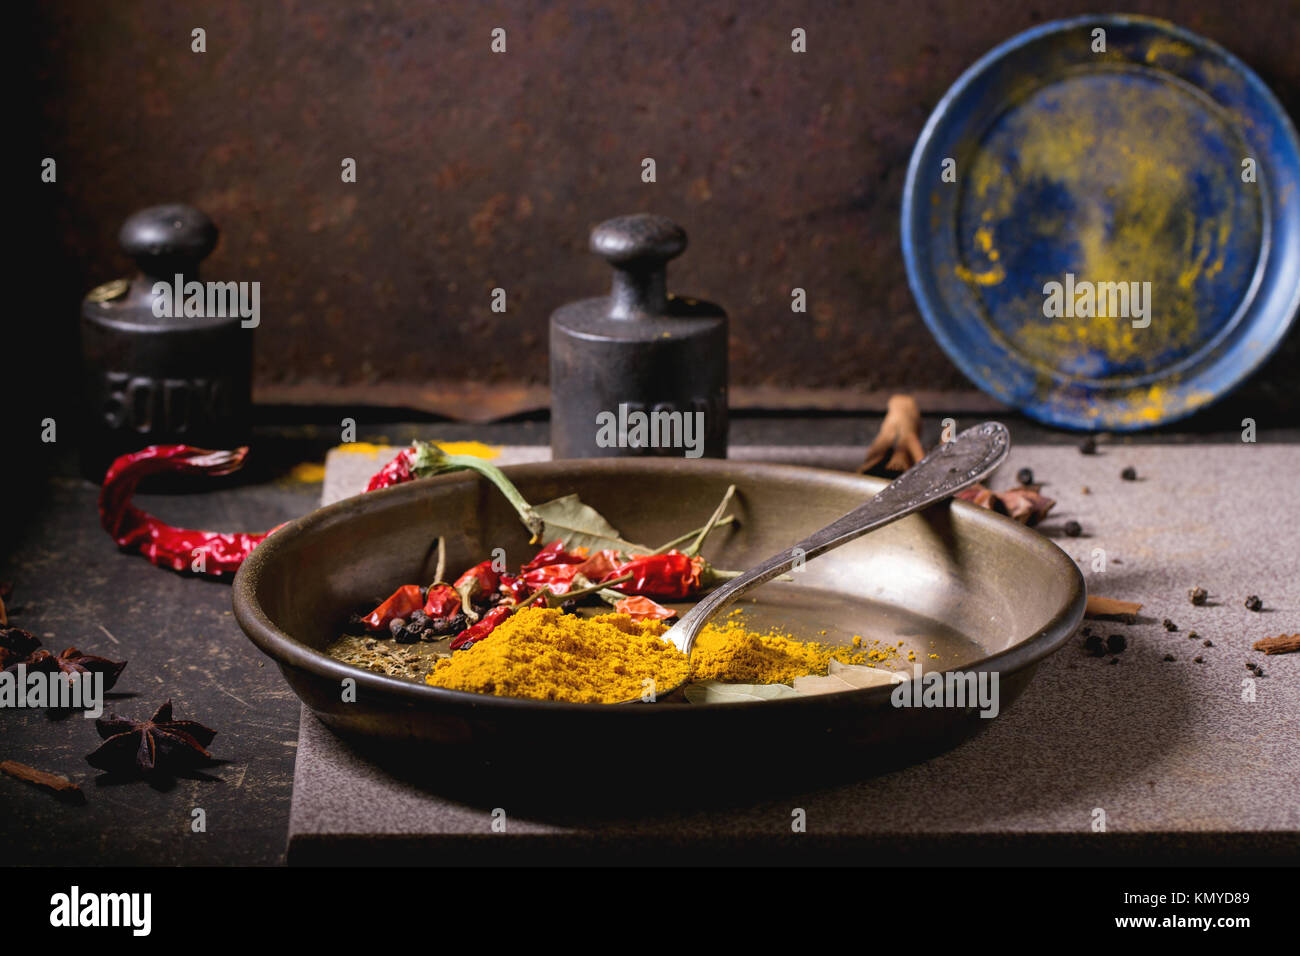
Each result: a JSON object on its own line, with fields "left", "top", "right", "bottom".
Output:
{"left": 425, "top": 608, "right": 689, "bottom": 704}
{"left": 690, "top": 616, "right": 886, "bottom": 684}
{"left": 425, "top": 606, "right": 900, "bottom": 703}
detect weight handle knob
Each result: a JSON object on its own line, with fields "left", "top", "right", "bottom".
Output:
{"left": 590, "top": 214, "right": 686, "bottom": 318}
{"left": 118, "top": 203, "right": 218, "bottom": 280}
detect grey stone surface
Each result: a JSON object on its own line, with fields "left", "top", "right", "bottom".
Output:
{"left": 290, "top": 443, "right": 1300, "bottom": 863}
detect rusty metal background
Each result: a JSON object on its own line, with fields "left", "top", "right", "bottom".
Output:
{"left": 23, "top": 0, "right": 1300, "bottom": 421}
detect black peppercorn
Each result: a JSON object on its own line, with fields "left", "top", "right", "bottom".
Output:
{"left": 1188, "top": 586, "right": 1207, "bottom": 606}
{"left": 1193, "top": 656, "right": 1204, "bottom": 664}
{"left": 1163, "top": 654, "right": 1176, "bottom": 662}
{"left": 1065, "top": 520, "right": 1082, "bottom": 537}
{"left": 1244, "top": 595, "right": 1263, "bottom": 612}
{"left": 1106, "top": 633, "right": 1127, "bottom": 653}
{"left": 1080, "top": 436, "right": 1097, "bottom": 455}
{"left": 1187, "top": 630, "right": 1199, "bottom": 640}
{"left": 1163, "top": 618, "right": 1177, "bottom": 631}
{"left": 1202, "top": 639, "right": 1213, "bottom": 647}
{"left": 1083, "top": 634, "right": 1106, "bottom": 657}
{"left": 1121, "top": 466, "right": 1137, "bottom": 481}
{"left": 1016, "top": 467, "right": 1035, "bottom": 486}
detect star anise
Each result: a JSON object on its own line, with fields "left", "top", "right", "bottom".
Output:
{"left": 86, "top": 700, "right": 217, "bottom": 777}
{"left": 0, "top": 625, "right": 42, "bottom": 669}
{"left": 17, "top": 647, "right": 127, "bottom": 691}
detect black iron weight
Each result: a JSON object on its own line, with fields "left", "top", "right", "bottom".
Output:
{"left": 549, "top": 213, "right": 728, "bottom": 460}
{"left": 79, "top": 204, "right": 252, "bottom": 481}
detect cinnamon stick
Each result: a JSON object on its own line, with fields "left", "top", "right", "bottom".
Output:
{"left": 1252, "top": 634, "right": 1300, "bottom": 656}
{"left": 1085, "top": 595, "right": 1143, "bottom": 622}
{"left": 859, "top": 394, "right": 925, "bottom": 475}
{"left": 0, "top": 760, "right": 85, "bottom": 804}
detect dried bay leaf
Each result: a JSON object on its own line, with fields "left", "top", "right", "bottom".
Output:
{"left": 793, "top": 661, "right": 908, "bottom": 696}
{"left": 533, "top": 494, "right": 649, "bottom": 553}
{"left": 683, "top": 681, "right": 803, "bottom": 704}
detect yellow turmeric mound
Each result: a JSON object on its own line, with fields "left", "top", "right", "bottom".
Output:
{"left": 691, "top": 615, "right": 882, "bottom": 684}
{"left": 425, "top": 607, "right": 902, "bottom": 703}
{"left": 425, "top": 608, "right": 689, "bottom": 704}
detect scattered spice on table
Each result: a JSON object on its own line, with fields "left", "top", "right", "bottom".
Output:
{"left": 1193, "top": 656, "right": 1204, "bottom": 664}
{"left": 1079, "top": 436, "right": 1097, "bottom": 455}
{"left": 1187, "top": 630, "right": 1199, "bottom": 640}
{"left": 86, "top": 700, "right": 217, "bottom": 779}
{"left": 0, "top": 760, "right": 85, "bottom": 805}
{"left": 1252, "top": 634, "right": 1300, "bottom": 656}
{"left": 858, "top": 394, "right": 924, "bottom": 475}
{"left": 1244, "top": 595, "right": 1263, "bottom": 612}
{"left": 1064, "top": 520, "right": 1082, "bottom": 537}
{"left": 14, "top": 647, "right": 127, "bottom": 689}
{"left": 0, "top": 625, "right": 42, "bottom": 669}
{"left": 1121, "top": 466, "right": 1138, "bottom": 481}
{"left": 1188, "top": 586, "right": 1208, "bottom": 606}
{"left": 1083, "top": 634, "right": 1105, "bottom": 657}
{"left": 1163, "top": 654, "right": 1176, "bottom": 662}
{"left": 956, "top": 483, "right": 1055, "bottom": 525}
{"left": 1085, "top": 596, "right": 1142, "bottom": 622}
{"left": 1163, "top": 618, "right": 1177, "bottom": 632}
{"left": 1203, "top": 639, "right": 1213, "bottom": 647}
{"left": 1016, "top": 467, "right": 1035, "bottom": 485}
{"left": 1106, "top": 634, "right": 1126, "bottom": 654}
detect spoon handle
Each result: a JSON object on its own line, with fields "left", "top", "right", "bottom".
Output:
{"left": 666, "top": 421, "right": 1010, "bottom": 655}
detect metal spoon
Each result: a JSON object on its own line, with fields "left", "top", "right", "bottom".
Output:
{"left": 658, "top": 421, "right": 1011, "bottom": 663}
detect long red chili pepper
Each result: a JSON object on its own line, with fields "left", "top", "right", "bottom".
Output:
{"left": 606, "top": 551, "right": 704, "bottom": 600}
{"left": 448, "top": 605, "right": 511, "bottom": 651}
{"left": 98, "top": 445, "right": 276, "bottom": 577}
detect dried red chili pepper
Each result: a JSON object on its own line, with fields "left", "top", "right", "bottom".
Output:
{"left": 612, "top": 595, "right": 676, "bottom": 621}
{"left": 519, "top": 561, "right": 584, "bottom": 596}
{"left": 606, "top": 551, "right": 704, "bottom": 600}
{"left": 365, "top": 447, "right": 415, "bottom": 491}
{"left": 98, "top": 445, "right": 276, "bottom": 577}
{"left": 521, "top": 540, "right": 588, "bottom": 571}
{"left": 454, "top": 560, "right": 501, "bottom": 610}
{"left": 422, "top": 583, "right": 461, "bottom": 619}
{"left": 448, "top": 605, "right": 511, "bottom": 651}
{"left": 363, "top": 585, "right": 425, "bottom": 632}
{"left": 498, "top": 573, "right": 529, "bottom": 604}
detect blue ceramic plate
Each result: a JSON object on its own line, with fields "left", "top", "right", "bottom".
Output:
{"left": 902, "top": 15, "right": 1300, "bottom": 430}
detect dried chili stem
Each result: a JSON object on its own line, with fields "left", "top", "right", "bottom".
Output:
{"left": 683, "top": 484, "right": 736, "bottom": 558}
{"left": 433, "top": 536, "right": 446, "bottom": 585}
{"left": 650, "top": 515, "right": 737, "bottom": 555}
{"left": 516, "top": 572, "right": 634, "bottom": 612}
{"left": 410, "top": 442, "right": 544, "bottom": 540}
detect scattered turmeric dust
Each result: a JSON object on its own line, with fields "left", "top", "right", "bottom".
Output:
{"left": 286, "top": 462, "right": 326, "bottom": 483}
{"left": 334, "top": 440, "right": 501, "bottom": 459}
